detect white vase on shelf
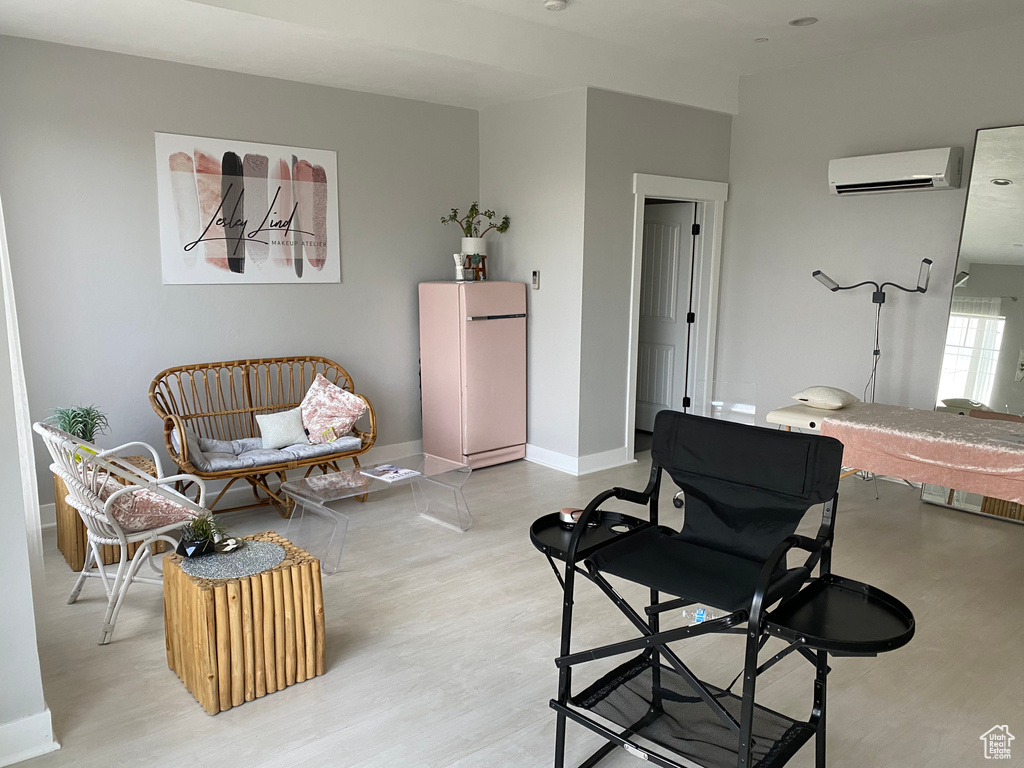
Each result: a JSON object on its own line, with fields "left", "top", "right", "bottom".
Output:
{"left": 461, "top": 237, "right": 487, "bottom": 256}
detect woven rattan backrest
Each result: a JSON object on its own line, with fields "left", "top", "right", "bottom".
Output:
{"left": 149, "top": 356, "right": 355, "bottom": 441}
{"left": 34, "top": 423, "right": 124, "bottom": 542}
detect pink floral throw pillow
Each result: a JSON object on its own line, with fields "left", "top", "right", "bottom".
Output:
{"left": 300, "top": 373, "right": 367, "bottom": 444}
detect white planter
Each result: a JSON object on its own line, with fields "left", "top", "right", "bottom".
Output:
{"left": 461, "top": 237, "right": 487, "bottom": 255}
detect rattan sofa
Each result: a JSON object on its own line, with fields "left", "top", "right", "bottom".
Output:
{"left": 149, "top": 356, "right": 376, "bottom": 515}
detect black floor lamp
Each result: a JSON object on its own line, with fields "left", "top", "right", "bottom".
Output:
{"left": 812, "top": 258, "right": 933, "bottom": 403}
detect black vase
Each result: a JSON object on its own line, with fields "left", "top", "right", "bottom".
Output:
{"left": 176, "top": 538, "right": 215, "bottom": 558}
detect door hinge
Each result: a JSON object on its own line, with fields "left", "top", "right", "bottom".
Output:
{"left": 686, "top": 311, "right": 695, "bottom": 324}
{"left": 682, "top": 396, "right": 691, "bottom": 408}
{"left": 691, "top": 223, "right": 701, "bottom": 236}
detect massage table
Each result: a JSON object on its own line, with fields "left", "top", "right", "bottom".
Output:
{"left": 766, "top": 402, "right": 1024, "bottom": 506}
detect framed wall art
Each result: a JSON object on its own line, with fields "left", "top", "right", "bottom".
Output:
{"left": 155, "top": 133, "right": 341, "bottom": 284}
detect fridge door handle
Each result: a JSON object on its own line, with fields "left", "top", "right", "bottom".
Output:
{"left": 465, "top": 314, "right": 527, "bottom": 321}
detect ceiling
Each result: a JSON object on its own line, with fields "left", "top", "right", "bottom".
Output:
{"left": 1, "top": 0, "right": 1022, "bottom": 111}
{"left": 959, "top": 125, "right": 1024, "bottom": 267}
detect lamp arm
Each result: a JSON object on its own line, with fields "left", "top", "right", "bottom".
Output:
{"left": 835, "top": 280, "right": 881, "bottom": 292}
{"left": 879, "top": 281, "right": 924, "bottom": 294}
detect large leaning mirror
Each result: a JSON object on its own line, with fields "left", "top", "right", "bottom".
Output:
{"left": 923, "top": 124, "right": 1024, "bottom": 516}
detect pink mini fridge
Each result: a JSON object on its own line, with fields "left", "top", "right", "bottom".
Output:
{"left": 419, "top": 281, "right": 527, "bottom": 468}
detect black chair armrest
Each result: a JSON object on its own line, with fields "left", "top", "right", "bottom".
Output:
{"left": 612, "top": 486, "right": 650, "bottom": 505}
{"left": 749, "top": 535, "right": 823, "bottom": 627}
{"left": 564, "top": 478, "right": 656, "bottom": 565}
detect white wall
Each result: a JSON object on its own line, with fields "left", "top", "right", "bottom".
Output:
{"left": 480, "top": 88, "right": 732, "bottom": 469}
{"left": 717, "top": 23, "right": 1024, "bottom": 422}
{"left": 0, "top": 37, "right": 479, "bottom": 513}
{"left": 479, "top": 90, "right": 588, "bottom": 462}
{"left": 0, "top": 202, "right": 56, "bottom": 763}
{"left": 581, "top": 89, "right": 731, "bottom": 457}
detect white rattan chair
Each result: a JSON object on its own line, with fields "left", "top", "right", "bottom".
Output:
{"left": 34, "top": 422, "right": 209, "bottom": 645}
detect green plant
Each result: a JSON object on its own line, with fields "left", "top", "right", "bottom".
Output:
{"left": 48, "top": 405, "right": 109, "bottom": 442}
{"left": 441, "top": 202, "right": 511, "bottom": 238}
{"left": 179, "top": 513, "right": 227, "bottom": 545}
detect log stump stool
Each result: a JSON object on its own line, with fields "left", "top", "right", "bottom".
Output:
{"left": 164, "top": 532, "right": 326, "bottom": 715}
{"left": 54, "top": 455, "right": 165, "bottom": 571}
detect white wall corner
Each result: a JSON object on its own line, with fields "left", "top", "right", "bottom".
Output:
{"left": 525, "top": 444, "right": 579, "bottom": 475}
{"left": 0, "top": 710, "right": 59, "bottom": 768}
{"left": 577, "top": 448, "right": 635, "bottom": 476}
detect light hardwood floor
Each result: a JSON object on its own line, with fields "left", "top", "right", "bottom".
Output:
{"left": 23, "top": 455, "right": 1024, "bottom": 768}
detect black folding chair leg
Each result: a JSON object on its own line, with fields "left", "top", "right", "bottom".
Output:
{"left": 554, "top": 710, "right": 567, "bottom": 768}
{"left": 815, "top": 650, "right": 828, "bottom": 768}
{"left": 737, "top": 624, "right": 763, "bottom": 768}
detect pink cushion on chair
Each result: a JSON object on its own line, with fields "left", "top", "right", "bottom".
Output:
{"left": 300, "top": 373, "right": 368, "bottom": 445}
{"left": 98, "top": 479, "right": 196, "bottom": 533}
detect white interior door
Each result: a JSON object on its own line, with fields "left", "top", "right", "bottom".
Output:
{"left": 636, "top": 202, "right": 695, "bottom": 432}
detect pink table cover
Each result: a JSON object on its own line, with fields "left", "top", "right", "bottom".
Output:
{"left": 821, "top": 402, "right": 1024, "bottom": 504}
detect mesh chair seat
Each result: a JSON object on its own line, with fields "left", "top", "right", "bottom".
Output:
{"left": 588, "top": 527, "right": 811, "bottom": 613}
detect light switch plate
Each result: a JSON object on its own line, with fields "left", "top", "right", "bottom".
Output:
{"left": 531, "top": 270, "right": 540, "bottom": 290}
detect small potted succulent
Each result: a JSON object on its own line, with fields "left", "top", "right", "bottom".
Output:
{"left": 176, "top": 513, "right": 228, "bottom": 558}
{"left": 48, "top": 404, "right": 109, "bottom": 444}
{"left": 441, "top": 202, "right": 511, "bottom": 257}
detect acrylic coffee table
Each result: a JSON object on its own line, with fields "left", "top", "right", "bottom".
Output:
{"left": 281, "top": 454, "right": 472, "bottom": 574}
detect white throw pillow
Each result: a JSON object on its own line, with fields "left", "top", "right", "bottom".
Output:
{"left": 791, "top": 386, "right": 859, "bottom": 411}
{"left": 255, "top": 407, "right": 309, "bottom": 449}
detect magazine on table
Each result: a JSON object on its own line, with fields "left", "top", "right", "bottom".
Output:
{"left": 359, "top": 464, "right": 421, "bottom": 483}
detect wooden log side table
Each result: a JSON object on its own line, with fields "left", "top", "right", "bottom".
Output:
{"left": 54, "top": 455, "right": 165, "bottom": 571}
{"left": 163, "top": 532, "right": 326, "bottom": 715}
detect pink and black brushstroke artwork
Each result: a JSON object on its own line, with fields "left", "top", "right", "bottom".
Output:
{"left": 221, "top": 151, "right": 245, "bottom": 273}
{"left": 168, "top": 152, "right": 200, "bottom": 268}
{"left": 160, "top": 136, "right": 334, "bottom": 281}
{"left": 293, "top": 159, "right": 329, "bottom": 271}
{"left": 242, "top": 153, "right": 269, "bottom": 269}
{"left": 193, "top": 150, "right": 229, "bottom": 271}
{"left": 269, "top": 158, "right": 293, "bottom": 270}
{"left": 291, "top": 154, "right": 303, "bottom": 279}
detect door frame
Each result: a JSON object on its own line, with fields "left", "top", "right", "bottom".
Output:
{"left": 625, "top": 174, "right": 728, "bottom": 459}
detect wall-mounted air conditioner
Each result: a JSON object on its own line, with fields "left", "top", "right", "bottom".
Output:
{"left": 828, "top": 147, "right": 963, "bottom": 195}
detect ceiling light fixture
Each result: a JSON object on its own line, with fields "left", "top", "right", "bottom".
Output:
{"left": 544, "top": 0, "right": 567, "bottom": 10}
{"left": 789, "top": 17, "right": 818, "bottom": 26}
{"left": 991, "top": 178, "right": 1014, "bottom": 185}
{"left": 755, "top": 37, "right": 769, "bottom": 43}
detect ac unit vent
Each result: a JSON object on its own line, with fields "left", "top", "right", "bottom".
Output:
{"left": 829, "top": 147, "right": 962, "bottom": 196}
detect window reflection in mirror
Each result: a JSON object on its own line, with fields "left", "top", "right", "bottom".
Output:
{"left": 926, "top": 124, "right": 1024, "bottom": 516}
{"left": 936, "top": 125, "right": 1024, "bottom": 416}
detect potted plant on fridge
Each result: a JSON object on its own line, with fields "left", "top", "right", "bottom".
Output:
{"left": 441, "top": 202, "right": 511, "bottom": 257}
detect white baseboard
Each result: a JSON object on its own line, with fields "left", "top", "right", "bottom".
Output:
{"left": 525, "top": 444, "right": 579, "bottom": 475}
{"left": 38, "top": 504, "right": 55, "bottom": 529}
{"left": 525, "top": 444, "right": 635, "bottom": 476}
{"left": 365, "top": 439, "right": 423, "bottom": 464}
{"left": 0, "top": 710, "right": 59, "bottom": 768}
{"left": 577, "top": 448, "right": 635, "bottom": 476}
{"left": 36, "top": 439, "right": 425, "bottom": 523}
